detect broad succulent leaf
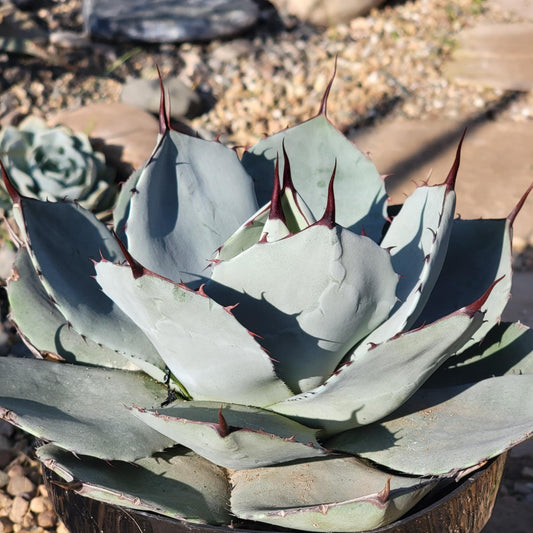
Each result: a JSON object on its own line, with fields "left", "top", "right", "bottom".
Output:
{"left": 8, "top": 248, "right": 137, "bottom": 369}
{"left": 37, "top": 444, "right": 231, "bottom": 525}
{"left": 130, "top": 401, "right": 327, "bottom": 469}
{"left": 207, "top": 223, "right": 398, "bottom": 393}
{"left": 123, "top": 130, "right": 258, "bottom": 284}
{"left": 270, "top": 305, "right": 484, "bottom": 435}
{"left": 328, "top": 375, "right": 533, "bottom": 475}
{"left": 95, "top": 260, "right": 292, "bottom": 405}
{"left": 242, "top": 114, "right": 387, "bottom": 242}
{"left": 415, "top": 217, "right": 513, "bottom": 350}
{"left": 0, "top": 358, "right": 174, "bottom": 461}
{"left": 0, "top": 74, "right": 532, "bottom": 533}
{"left": 423, "top": 322, "right": 533, "bottom": 388}
{"left": 7, "top": 193, "right": 166, "bottom": 381}
{"left": 350, "top": 184, "right": 455, "bottom": 357}
{"left": 230, "top": 455, "right": 436, "bottom": 532}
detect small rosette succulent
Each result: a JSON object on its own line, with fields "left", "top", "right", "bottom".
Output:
{"left": 0, "top": 75, "right": 532, "bottom": 532}
{"left": 0, "top": 116, "right": 115, "bottom": 215}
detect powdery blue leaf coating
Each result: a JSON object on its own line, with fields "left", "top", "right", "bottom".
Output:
{"left": 37, "top": 444, "right": 231, "bottom": 525}
{"left": 124, "top": 131, "right": 258, "bottom": 285}
{"left": 242, "top": 115, "right": 387, "bottom": 242}
{"left": 230, "top": 455, "right": 436, "bottom": 532}
{"left": 0, "top": 358, "right": 174, "bottom": 461}
{"left": 95, "top": 261, "right": 292, "bottom": 405}
{"left": 131, "top": 401, "right": 327, "bottom": 469}
{"left": 328, "top": 375, "right": 533, "bottom": 475}
{"left": 207, "top": 223, "right": 398, "bottom": 393}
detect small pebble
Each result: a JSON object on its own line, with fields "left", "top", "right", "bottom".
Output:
{"left": 6, "top": 475, "right": 35, "bottom": 497}
{"left": 30, "top": 495, "right": 51, "bottom": 514}
{"left": 37, "top": 509, "right": 57, "bottom": 528}
{"left": 8, "top": 496, "right": 28, "bottom": 524}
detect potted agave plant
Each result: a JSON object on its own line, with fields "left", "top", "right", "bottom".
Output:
{"left": 0, "top": 72, "right": 532, "bottom": 533}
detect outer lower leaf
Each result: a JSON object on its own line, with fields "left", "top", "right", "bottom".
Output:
{"left": 124, "top": 130, "right": 258, "bottom": 285}
{"left": 95, "top": 261, "right": 292, "bottom": 406}
{"left": 230, "top": 456, "right": 436, "bottom": 532}
{"left": 11, "top": 197, "right": 166, "bottom": 381}
{"left": 0, "top": 358, "right": 174, "bottom": 461}
{"left": 327, "top": 375, "right": 533, "bottom": 475}
{"left": 270, "top": 307, "right": 484, "bottom": 435}
{"left": 207, "top": 224, "right": 398, "bottom": 393}
{"left": 8, "top": 248, "right": 136, "bottom": 370}
{"left": 350, "top": 185, "right": 455, "bottom": 358}
{"left": 37, "top": 444, "right": 231, "bottom": 525}
{"left": 415, "top": 218, "right": 513, "bottom": 351}
{"left": 242, "top": 115, "right": 387, "bottom": 242}
{"left": 130, "top": 401, "right": 327, "bottom": 469}
{"left": 424, "top": 322, "right": 533, "bottom": 388}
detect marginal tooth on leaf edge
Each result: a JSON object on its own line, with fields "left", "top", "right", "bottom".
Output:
{"left": 217, "top": 407, "right": 230, "bottom": 438}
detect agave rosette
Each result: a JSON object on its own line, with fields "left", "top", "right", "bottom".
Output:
{"left": 0, "top": 75, "right": 532, "bottom": 532}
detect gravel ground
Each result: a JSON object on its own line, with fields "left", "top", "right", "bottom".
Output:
{"left": 0, "top": 0, "right": 532, "bottom": 532}
{"left": 1, "top": 0, "right": 532, "bottom": 144}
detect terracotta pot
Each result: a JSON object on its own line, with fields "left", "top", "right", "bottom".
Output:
{"left": 43, "top": 453, "right": 506, "bottom": 533}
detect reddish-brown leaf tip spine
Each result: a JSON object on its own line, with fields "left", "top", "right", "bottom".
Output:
{"left": 281, "top": 140, "right": 296, "bottom": 193}
{"left": 461, "top": 275, "right": 504, "bottom": 318}
{"left": 0, "top": 159, "right": 21, "bottom": 204}
{"left": 443, "top": 128, "right": 466, "bottom": 192}
{"left": 508, "top": 181, "right": 533, "bottom": 227}
{"left": 112, "top": 230, "right": 145, "bottom": 280}
{"left": 316, "top": 161, "right": 337, "bottom": 228}
{"left": 157, "top": 65, "right": 170, "bottom": 135}
{"left": 269, "top": 154, "right": 286, "bottom": 223}
{"left": 318, "top": 55, "right": 338, "bottom": 119}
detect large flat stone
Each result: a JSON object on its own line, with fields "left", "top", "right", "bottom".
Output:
{"left": 443, "top": 22, "right": 533, "bottom": 90}
{"left": 50, "top": 102, "right": 159, "bottom": 179}
{"left": 352, "top": 119, "right": 533, "bottom": 249}
{"left": 83, "top": 0, "right": 259, "bottom": 43}
{"left": 502, "top": 271, "right": 533, "bottom": 327}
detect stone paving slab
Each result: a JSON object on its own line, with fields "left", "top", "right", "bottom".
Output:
{"left": 50, "top": 102, "right": 159, "bottom": 179}
{"left": 353, "top": 118, "right": 533, "bottom": 250}
{"left": 503, "top": 271, "right": 533, "bottom": 327}
{"left": 443, "top": 22, "right": 533, "bottom": 90}
{"left": 492, "top": 0, "right": 533, "bottom": 19}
